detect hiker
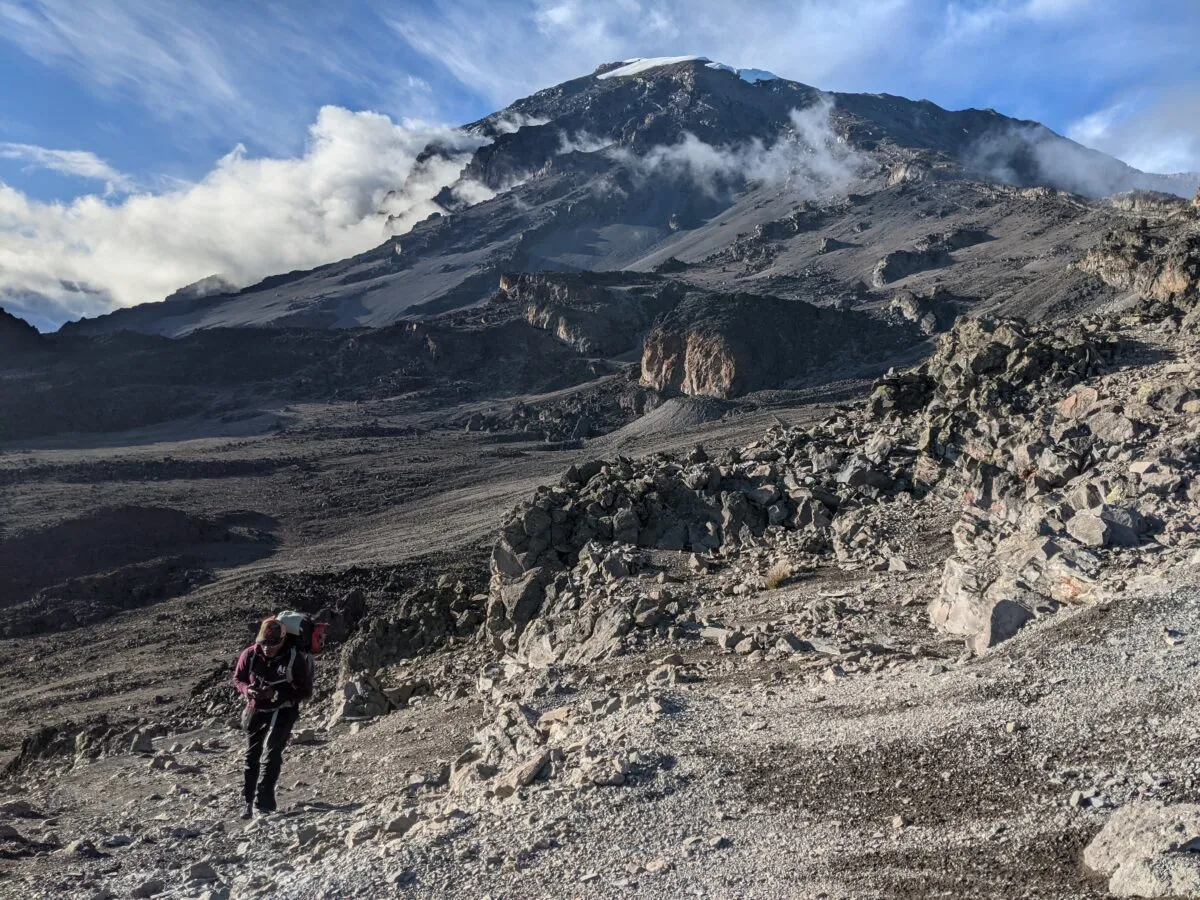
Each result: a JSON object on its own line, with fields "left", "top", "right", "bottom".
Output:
{"left": 232, "top": 616, "right": 315, "bottom": 818}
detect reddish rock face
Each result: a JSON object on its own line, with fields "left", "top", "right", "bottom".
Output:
{"left": 640, "top": 329, "right": 741, "bottom": 398}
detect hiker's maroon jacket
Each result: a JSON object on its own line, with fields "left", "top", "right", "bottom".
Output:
{"left": 232, "top": 643, "right": 314, "bottom": 711}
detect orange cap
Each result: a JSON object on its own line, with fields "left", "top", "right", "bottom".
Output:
{"left": 256, "top": 618, "right": 285, "bottom": 646}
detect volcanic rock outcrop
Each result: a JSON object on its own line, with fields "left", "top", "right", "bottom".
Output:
{"left": 856, "top": 311, "right": 1195, "bottom": 653}
{"left": 1077, "top": 221, "right": 1200, "bottom": 317}
{"left": 498, "top": 272, "right": 684, "bottom": 356}
{"left": 639, "top": 292, "right": 918, "bottom": 399}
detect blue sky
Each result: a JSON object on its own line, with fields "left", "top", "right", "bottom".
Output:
{"left": 1, "top": 0, "right": 1198, "bottom": 329}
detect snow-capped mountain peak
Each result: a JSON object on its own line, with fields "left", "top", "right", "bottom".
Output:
{"left": 597, "top": 56, "right": 779, "bottom": 84}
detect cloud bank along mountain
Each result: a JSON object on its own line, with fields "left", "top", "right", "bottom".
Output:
{"left": 614, "top": 97, "right": 867, "bottom": 198}
{"left": 0, "top": 106, "right": 491, "bottom": 330}
{"left": 441, "top": 90, "right": 864, "bottom": 221}
{"left": 967, "top": 121, "right": 1200, "bottom": 200}
{"left": 3, "top": 64, "right": 864, "bottom": 332}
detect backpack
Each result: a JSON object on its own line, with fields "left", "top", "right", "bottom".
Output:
{"left": 276, "top": 609, "right": 329, "bottom": 655}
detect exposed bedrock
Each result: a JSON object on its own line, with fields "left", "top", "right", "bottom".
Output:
{"left": 498, "top": 272, "right": 684, "bottom": 356}
{"left": 639, "top": 292, "right": 919, "bottom": 399}
{"left": 1077, "top": 222, "right": 1200, "bottom": 316}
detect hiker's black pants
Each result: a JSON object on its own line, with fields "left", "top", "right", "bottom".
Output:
{"left": 243, "top": 706, "right": 298, "bottom": 810}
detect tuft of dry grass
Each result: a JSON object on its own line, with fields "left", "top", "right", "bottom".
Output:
{"left": 764, "top": 560, "right": 793, "bottom": 590}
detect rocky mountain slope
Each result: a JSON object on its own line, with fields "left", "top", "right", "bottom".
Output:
{"left": 0, "top": 315, "right": 616, "bottom": 442}
{"left": 16, "top": 64, "right": 1199, "bottom": 441}
{"left": 62, "top": 57, "right": 1198, "bottom": 339}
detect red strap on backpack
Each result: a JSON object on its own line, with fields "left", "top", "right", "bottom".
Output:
{"left": 311, "top": 621, "right": 330, "bottom": 654}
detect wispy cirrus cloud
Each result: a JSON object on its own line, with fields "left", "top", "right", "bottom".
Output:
{"left": 0, "top": 141, "right": 132, "bottom": 193}
{"left": 0, "top": 0, "right": 242, "bottom": 129}
{"left": 0, "top": 0, "right": 432, "bottom": 152}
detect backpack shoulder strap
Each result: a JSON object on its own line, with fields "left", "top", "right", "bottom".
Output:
{"left": 284, "top": 646, "right": 298, "bottom": 684}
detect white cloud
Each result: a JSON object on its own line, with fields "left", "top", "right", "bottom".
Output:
{"left": 1066, "top": 104, "right": 1127, "bottom": 147}
{"left": 487, "top": 113, "right": 551, "bottom": 136}
{"left": 943, "top": 0, "right": 1086, "bottom": 38}
{"left": 1020, "top": 0, "right": 1090, "bottom": 19}
{"left": 611, "top": 97, "right": 866, "bottom": 197}
{"left": 0, "top": 106, "right": 485, "bottom": 327}
{"left": 0, "top": 142, "right": 132, "bottom": 193}
{"left": 556, "top": 130, "right": 614, "bottom": 155}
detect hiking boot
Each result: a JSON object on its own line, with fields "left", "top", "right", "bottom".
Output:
{"left": 255, "top": 790, "right": 277, "bottom": 815}
{"left": 240, "top": 803, "right": 253, "bottom": 820}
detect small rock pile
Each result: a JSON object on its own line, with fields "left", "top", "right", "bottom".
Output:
{"left": 887, "top": 287, "right": 960, "bottom": 334}
{"left": 339, "top": 580, "right": 484, "bottom": 674}
{"left": 870, "top": 227, "right": 990, "bottom": 288}
{"left": 448, "top": 695, "right": 664, "bottom": 801}
{"left": 483, "top": 404, "right": 927, "bottom": 664}
{"left": 868, "top": 315, "right": 1117, "bottom": 425}
{"left": 702, "top": 204, "right": 826, "bottom": 269}
{"left": 461, "top": 383, "right": 638, "bottom": 444}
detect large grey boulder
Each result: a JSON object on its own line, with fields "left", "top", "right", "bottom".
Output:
{"left": 928, "top": 558, "right": 991, "bottom": 637}
{"left": 1066, "top": 506, "right": 1144, "bottom": 549}
{"left": 971, "top": 596, "right": 1036, "bottom": 654}
{"left": 928, "top": 560, "right": 1037, "bottom": 654}
{"left": 493, "top": 567, "right": 553, "bottom": 635}
{"left": 1088, "top": 409, "right": 1139, "bottom": 444}
{"left": 835, "top": 455, "right": 892, "bottom": 490}
{"left": 1084, "top": 802, "right": 1200, "bottom": 897}
{"left": 871, "top": 248, "right": 946, "bottom": 287}
{"left": 329, "top": 676, "right": 392, "bottom": 724}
